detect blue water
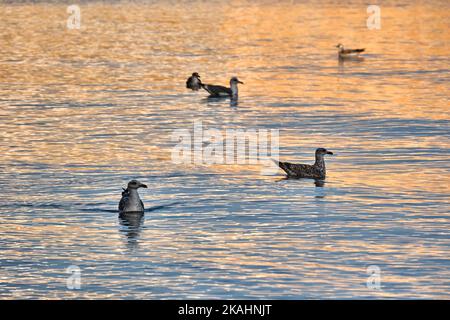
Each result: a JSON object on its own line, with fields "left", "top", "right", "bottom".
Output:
{"left": 0, "top": 0, "right": 449, "bottom": 299}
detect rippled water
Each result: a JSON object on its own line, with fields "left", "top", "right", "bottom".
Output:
{"left": 0, "top": 0, "right": 449, "bottom": 299}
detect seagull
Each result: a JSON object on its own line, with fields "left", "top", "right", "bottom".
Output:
{"left": 201, "top": 77, "right": 244, "bottom": 99}
{"left": 118, "top": 180, "right": 148, "bottom": 213}
{"left": 273, "top": 148, "right": 334, "bottom": 179}
{"left": 186, "top": 72, "right": 203, "bottom": 91}
{"left": 336, "top": 43, "right": 365, "bottom": 59}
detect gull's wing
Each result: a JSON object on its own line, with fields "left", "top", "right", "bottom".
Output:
{"left": 202, "top": 84, "right": 232, "bottom": 97}
{"left": 342, "top": 48, "right": 365, "bottom": 54}
{"left": 186, "top": 76, "right": 192, "bottom": 89}
{"left": 273, "top": 160, "right": 316, "bottom": 178}
{"left": 186, "top": 76, "right": 198, "bottom": 89}
{"left": 118, "top": 188, "right": 129, "bottom": 212}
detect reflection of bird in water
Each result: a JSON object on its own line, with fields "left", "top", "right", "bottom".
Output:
{"left": 119, "top": 211, "right": 144, "bottom": 244}
{"left": 275, "top": 176, "right": 326, "bottom": 188}
{"left": 118, "top": 180, "right": 147, "bottom": 213}
{"left": 273, "top": 148, "right": 334, "bottom": 180}
{"left": 201, "top": 77, "right": 244, "bottom": 99}
{"left": 186, "top": 72, "right": 203, "bottom": 91}
{"left": 314, "top": 179, "right": 325, "bottom": 188}
{"left": 336, "top": 43, "right": 365, "bottom": 59}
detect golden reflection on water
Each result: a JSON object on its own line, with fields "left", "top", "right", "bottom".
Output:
{"left": 0, "top": 1, "right": 449, "bottom": 299}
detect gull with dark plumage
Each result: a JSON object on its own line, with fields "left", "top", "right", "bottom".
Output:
{"left": 118, "top": 180, "right": 148, "bottom": 213}
{"left": 336, "top": 43, "right": 365, "bottom": 59}
{"left": 201, "top": 77, "right": 244, "bottom": 99}
{"left": 273, "top": 148, "right": 334, "bottom": 180}
{"left": 186, "top": 72, "right": 203, "bottom": 91}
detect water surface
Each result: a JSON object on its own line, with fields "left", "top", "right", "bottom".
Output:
{"left": 0, "top": 0, "right": 449, "bottom": 299}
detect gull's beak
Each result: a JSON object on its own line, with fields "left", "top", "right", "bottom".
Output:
{"left": 327, "top": 151, "right": 334, "bottom": 155}
{"left": 140, "top": 183, "right": 148, "bottom": 188}
{"left": 238, "top": 80, "right": 244, "bottom": 84}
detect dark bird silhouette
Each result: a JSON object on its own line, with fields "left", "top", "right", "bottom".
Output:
{"left": 186, "top": 72, "right": 203, "bottom": 91}
{"left": 273, "top": 148, "right": 334, "bottom": 179}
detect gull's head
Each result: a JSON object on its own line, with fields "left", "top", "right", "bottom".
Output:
{"left": 127, "top": 180, "right": 148, "bottom": 190}
{"left": 230, "top": 77, "right": 244, "bottom": 85}
{"left": 316, "top": 148, "right": 333, "bottom": 156}
{"left": 192, "top": 72, "right": 200, "bottom": 78}
{"left": 336, "top": 43, "right": 344, "bottom": 49}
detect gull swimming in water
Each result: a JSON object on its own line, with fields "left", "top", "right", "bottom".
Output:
{"left": 118, "top": 180, "right": 148, "bottom": 213}
{"left": 201, "top": 77, "right": 244, "bottom": 99}
{"left": 186, "top": 72, "right": 203, "bottom": 91}
{"left": 273, "top": 148, "right": 334, "bottom": 179}
{"left": 336, "top": 43, "right": 365, "bottom": 59}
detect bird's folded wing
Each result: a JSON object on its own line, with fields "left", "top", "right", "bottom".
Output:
{"left": 343, "top": 48, "right": 365, "bottom": 54}
{"left": 118, "top": 195, "right": 127, "bottom": 212}
{"left": 202, "top": 84, "right": 231, "bottom": 96}
{"left": 186, "top": 77, "right": 195, "bottom": 89}
{"left": 276, "top": 161, "right": 315, "bottom": 177}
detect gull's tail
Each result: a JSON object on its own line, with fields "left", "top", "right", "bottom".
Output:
{"left": 271, "top": 158, "right": 286, "bottom": 172}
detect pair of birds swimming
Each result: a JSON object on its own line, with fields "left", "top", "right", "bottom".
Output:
{"left": 186, "top": 74, "right": 244, "bottom": 99}
{"left": 119, "top": 148, "right": 333, "bottom": 213}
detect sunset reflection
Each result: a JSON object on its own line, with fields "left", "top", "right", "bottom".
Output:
{"left": 0, "top": 1, "right": 449, "bottom": 299}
